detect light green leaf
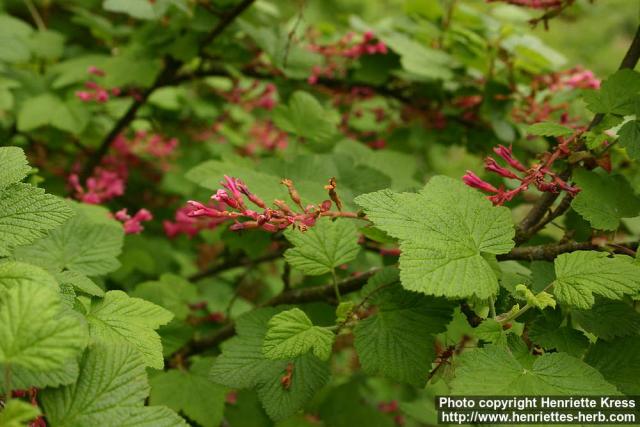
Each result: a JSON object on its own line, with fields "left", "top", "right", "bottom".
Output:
{"left": 451, "top": 345, "right": 618, "bottom": 394}
{"left": 585, "top": 336, "right": 640, "bottom": 394}
{"left": 0, "top": 281, "right": 87, "bottom": 372}
{"left": 1, "top": 359, "right": 79, "bottom": 392}
{"left": 0, "top": 183, "right": 73, "bottom": 257}
{"left": 149, "top": 358, "right": 226, "bottom": 427}
{"left": 14, "top": 203, "right": 123, "bottom": 275}
{"left": 273, "top": 91, "right": 338, "bottom": 142}
{"left": 355, "top": 176, "right": 514, "bottom": 298}
{"left": 284, "top": 218, "right": 360, "bottom": 275}
{"left": 0, "top": 147, "right": 29, "bottom": 189}
{"left": 0, "top": 261, "right": 58, "bottom": 292}
{"left": 263, "top": 308, "right": 335, "bottom": 361}
{"left": 40, "top": 343, "right": 148, "bottom": 427}
{"left": 103, "top": 0, "right": 156, "bottom": 20}
{"left": 17, "top": 94, "right": 82, "bottom": 133}
{"left": 552, "top": 251, "right": 640, "bottom": 309}
{"left": 571, "top": 169, "right": 640, "bottom": 230}
{"left": 617, "top": 119, "right": 640, "bottom": 160}
{"left": 87, "top": 291, "right": 173, "bottom": 369}
{"left": 211, "top": 308, "right": 330, "bottom": 421}
{"left": 354, "top": 277, "right": 453, "bottom": 387}
{"left": 55, "top": 270, "right": 104, "bottom": 296}
{"left": 526, "top": 122, "right": 574, "bottom": 137}
{"left": 0, "top": 400, "right": 40, "bottom": 427}
{"left": 514, "top": 284, "right": 556, "bottom": 310}
{"left": 475, "top": 318, "right": 520, "bottom": 346}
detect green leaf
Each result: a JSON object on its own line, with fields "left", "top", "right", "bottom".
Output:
{"left": 40, "top": 343, "right": 148, "bottom": 426}
{"left": 526, "top": 122, "right": 574, "bottom": 137}
{"left": 273, "top": 91, "right": 338, "bottom": 142}
{"left": 585, "top": 336, "right": 640, "bottom": 394}
{"left": 118, "top": 407, "right": 188, "bottom": 427}
{"left": 354, "top": 270, "right": 454, "bottom": 387}
{"left": 552, "top": 251, "right": 640, "bottom": 309}
{"left": 0, "top": 400, "right": 40, "bottom": 427}
{"left": 355, "top": 176, "right": 514, "bottom": 298}
{"left": 149, "top": 358, "right": 226, "bottom": 427}
{"left": 450, "top": 345, "right": 618, "bottom": 394}
{"left": 131, "top": 274, "right": 198, "bottom": 320}
{"left": 263, "top": 308, "right": 335, "bottom": 361}
{"left": 87, "top": 291, "right": 174, "bottom": 369}
{"left": 572, "top": 299, "right": 640, "bottom": 340}
{"left": 0, "top": 183, "right": 73, "bottom": 257}
{"left": 284, "top": 218, "right": 360, "bottom": 275}
{"left": 210, "top": 308, "right": 330, "bottom": 421}
{"left": 528, "top": 311, "right": 588, "bottom": 358}
{"left": 475, "top": 318, "right": 519, "bottom": 346}
{"left": 318, "top": 380, "right": 396, "bottom": 427}
{"left": 0, "top": 281, "right": 87, "bottom": 372}
{"left": 571, "top": 169, "right": 640, "bottom": 230}
{"left": 17, "top": 94, "right": 82, "bottom": 133}
{"left": 583, "top": 69, "right": 640, "bottom": 115}
{"left": 0, "top": 147, "right": 29, "bottom": 189}
{"left": 14, "top": 203, "right": 124, "bottom": 275}
{"left": 514, "top": 284, "right": 556, "bottom": 310}
{"left": 617, "top": 119, "right": 640, "bottom": 160}
{"left": 0, "top": 261, "right": 58, "bottom": 292}
{"left": 103, "top": 0, "right": 156, "bottom": 20}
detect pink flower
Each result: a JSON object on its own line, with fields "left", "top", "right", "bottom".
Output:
{"left": 87, "top": 65, "right": 105, "bottom": 76}
{"left": 114, "top": 208, "right": 153, "bottom": 234}
{"left": 484, "top": 157, "right": 520, "bottom": 179}
{"left": 462, "top": 171, "right": 499, "bottom": 193}
{"left": 493, "top": 145, "right": 527, "bottom": 172}
{"left": 75, "top": 91, "right": 93, "bottom": 102}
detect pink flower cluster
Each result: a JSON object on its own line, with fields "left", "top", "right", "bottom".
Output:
{"left": 463, "top": 144, "right": 579, "bottom": 205}
{"left": 75, "top": 66, "right": 122, "bottom": 103}
{"left": 308, "top": 31, "right": 388, "bottom": 84}
{"left": 550, "top": 66, "right": 600, "bottom": 91}
{"left": 185, "top": 176, "right": 356, "bottom": 234}
{"left": 68, "top": 168, "right": 125, "bottom": 204}
{"left": 68, "top": 131, "right": 179, "bottom": 204}
{"left": 114, "top": 208, "right": 153, "bottom": 234}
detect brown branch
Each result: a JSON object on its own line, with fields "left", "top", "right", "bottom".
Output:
{"left": 176, "top": 268, "right": 380, "bottom": 358}
{"left": 498, "top": 240, "right": 597, "bottom": 261}
{"left": 515, "top": 24, "right": 640, "bottom": 244}
{"left": 80, "top": 0, "right": 256, "bottom": 182}
{"left": 188, "top": 250, "right": 284, "bottom": 282}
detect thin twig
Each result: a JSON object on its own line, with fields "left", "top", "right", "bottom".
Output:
{"left": 188, "top": 250, "right": 284, "bottom": 282}
{"left": 24, "top": 0, "right": 46, "bottom": 30}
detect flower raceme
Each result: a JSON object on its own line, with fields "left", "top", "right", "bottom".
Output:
{"left": 463, "top": 144, "right": 579, "bottom": 205}
{"left": 68, "top": 131, "right": 179, "bottom": 204}
{"left": 114, "top": 208, "right": 153, "bottom": 234}
{"left": 185, "top": 176, "right": 358, "bottom": 233}
{"left": 307, "top": 30, "right": 388, "bottom": 84}
{"left": 75, "top": 66, "right": 122, "bottom": 104}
